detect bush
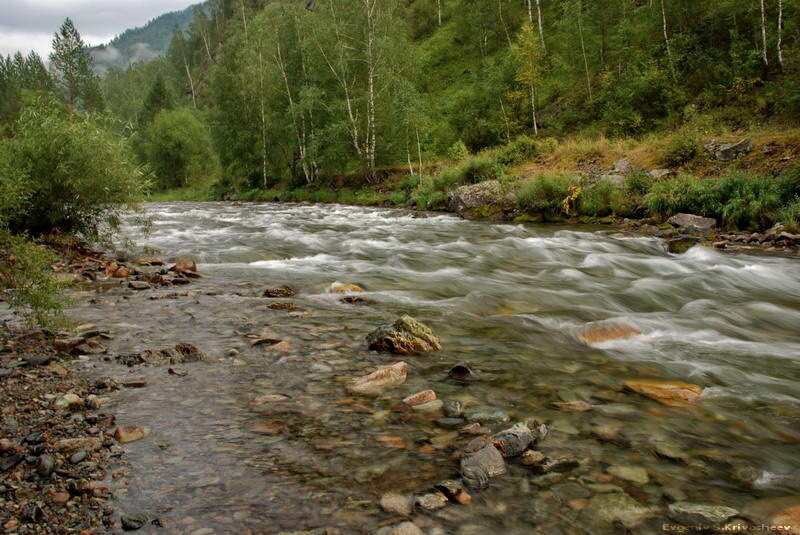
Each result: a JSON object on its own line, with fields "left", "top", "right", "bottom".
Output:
{"left": 389, "top": 190, "right": 407, "bottom": 205}
{"left": 399, "top": 173, "right": 421, "bottom": 191}
{"left": 446, "top": 140, "right": 469, "bottom": 161}
{"left": 460, "top": 156, "right": 504, "bottom": 183}
{"left": 578, "top": 179, "right": 619, "bottom": 217}
{"left": 517, "top": 173, "right": 576, "bottom": 216}
{"left": 778, "top": 199, "right": 800, "bottom": 232}
{"left": 138, "top": 108, "right": 219, "bottom": 191}
{"left": 2, "top": 96, "right": 145, "bottom": 242}
{"left": 283, "top": 189, "right": 311, "bottom": 202}
{"left": 310, "top": 188, "right": 338, "bottom": 203}
{"left": 496, "top": 136, "right": 538, "bottom": 166}
{"left": 646, "top": 172, "right": 782, "bottom": 229}
{"left": 660, "top": 134, "right": 698, "bottom": 168}
{"left": 0, "top": 232, "right": 67, "bottom": 329}
{"left": 625, "top": 170, "right": 651, "bottom": 196}
{"left": 412, "top": 187, "right": 447, "bottom": 210}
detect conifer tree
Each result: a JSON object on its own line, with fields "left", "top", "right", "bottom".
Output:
{"left": 49, "top": 18, "right": 103, "bottom": 112}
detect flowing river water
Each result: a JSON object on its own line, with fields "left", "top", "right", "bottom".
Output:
{"left": 65, "top": 202, "right": 800, "bottom": 534}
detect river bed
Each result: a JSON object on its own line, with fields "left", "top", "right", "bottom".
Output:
{"left": 66, "top": 202, "right": 800, "bottom": 534}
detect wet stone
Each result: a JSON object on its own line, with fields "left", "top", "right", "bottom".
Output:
{"left": 460, "top": 437, "right": 506, "bottom": 489}
{"left": 607, "top": 465, "right": 649, "bottom": 485}
{"left": 415, "top": 492, "right": 448, "bottom": 511}
{"left": 668, "top": 502, "right": 739, "bottom": 525}
{"left": 464, "top": 408, "right": 509, "bottom": 425}
{"left": 443, "top": 400, "right": 463, "bottom": 418}
{"left": 367, "top": 315, "right": 441, "bottom": 354}
{"left": 263, "top": 285, "right": 297, "bottom": 298}
{"left": 121, "top": 513, "right": 149, "bottom": 531}
{"left": 492, "top": 422, "right": 534, "bottom": 457}
{"left": 436, "top": 417, "right": 466, "bottom": 429}
{"left": 551, "top": 482, "right": 591, "bottom": 502}
{"left": 380, "top": 492, "right": 414, "bottom": 516}
{"left": 578, "top": 492, "right": 660, "bottom": 529}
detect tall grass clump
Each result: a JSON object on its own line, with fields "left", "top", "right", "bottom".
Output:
{"left": 516, "top": 173, "right": 576, "bottom": 216}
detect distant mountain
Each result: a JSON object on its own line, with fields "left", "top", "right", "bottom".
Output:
{"left": 90, "top": 2, "right": 205, "bottom": 74}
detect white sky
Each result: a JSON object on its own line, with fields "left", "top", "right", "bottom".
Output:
{"left": 0, "top": 0, "right": 197, "bottom": 58}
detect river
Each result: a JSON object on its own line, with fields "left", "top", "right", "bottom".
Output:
{"left": 67, "top": 202, "right": 800, "bottom": 534}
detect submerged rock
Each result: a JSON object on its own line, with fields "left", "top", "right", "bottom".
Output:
{"left": 329, "top": 282, "right": 365, "bottom": 294}
{"left": 668, "top": 502, "right": 738, "bottom": 525}
{"left": 403, "top": 390, "right": 437, "bottom": 407}
{"left": 380, "top": 493, "right": 414, "bottom": 516}
{"left": 116, "top": 343, "right": 205, "bottom": 367}
{"left": 579, "top": 324, "right": 641, "bottom": 345}
{"left": 666, "top": 235, "right": 703, "bottom": 254}
{"left": 607, "top": 465, "right": 649, "bottom": 485}
{"left": 447, "top": 363, "right": 474, "bottom": 381}
{"left": 377, "top": 522, "right": 424, "bottom": 535}
{"left": 460, "top": 437, "right": 506, "bottom": 489}
{"left": 346, "top": 362, "right": 409, "bottom": 395}
{"left": 578, "top": 492, "right": 661, "bottom": 529}
{"left": 415, "top": 492, "right": 448, "bottom": 511}
{"left": 624, "top": 379, "right": 703, "bottom": 407}
{"left": 464, "top": 408, "right": 509, "bottom": 425}
{"left": 366, "top": 316, "right": 441, "bottom": 354}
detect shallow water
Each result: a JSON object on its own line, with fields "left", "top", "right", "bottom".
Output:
{"left": 68, "top": 202, "right": 800, "bottom": 534}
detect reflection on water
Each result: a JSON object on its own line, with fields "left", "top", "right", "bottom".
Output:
{"left": 68, "top": 202, "right": 800, "bottom": 534}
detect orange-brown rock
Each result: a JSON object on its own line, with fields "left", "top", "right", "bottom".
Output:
{"left": 112, "top": 267, "right": 130, "bottom": 278}
{"left": 377, "top": 436, "right": 406, "bottom": 449}
{"left": 624, "top": 379, "right": 703, "bottom": 407}
{"left": 114, "top": 424, "right": 148, "bottom": 444}
{"left": 403, "top": 390, "right": 437, "bottom": 407}
{"left": 330, "top": 282, "right": 366, "bottom": 293}
{"left": 743, "top": 497, "right": 800, "bottom": 535}
{"left": 553, "top": 400, "right": 592, "bottom": 412}
{"left": 171, "top": 258, "right": 198, "bottom": 272}
{"left": 249, "top": 419, "right": 285, "bottom": 436}
{"left": 579, "top": 325, "right": 641, "bottom": 344}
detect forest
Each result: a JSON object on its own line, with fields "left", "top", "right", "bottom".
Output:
{"left": 2, "top": 0, "right": 800, "bottom": 322}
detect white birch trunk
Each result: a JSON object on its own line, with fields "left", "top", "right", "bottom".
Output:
{"left": 577, "top": 1, "right": 592, "bottom": 101}
{"left": 777, "top": 0, "right": 784, "bottom": 72}
{"left": 535, "top": 0, "right": 546, "bottom": 53}
{"left": 761, "top": 0, "right": 769, "bottom": 67}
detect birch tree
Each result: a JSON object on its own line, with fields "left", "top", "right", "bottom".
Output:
{"left": 513, "top": 23, "right": 545, "bottom": 135}
{"left": 777, "top": 0, "right": 784, "bottom": 72}
{"left": 761, "top": 0, "right": 769, "bottom": 68}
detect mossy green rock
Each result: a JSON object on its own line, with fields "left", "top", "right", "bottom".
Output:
{"left": 366, "top": 315, "right": 442, "bottom": 354}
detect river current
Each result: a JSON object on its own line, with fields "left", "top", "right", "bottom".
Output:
{"left": 68, "top": 202, "right": 800, "bottom": 534}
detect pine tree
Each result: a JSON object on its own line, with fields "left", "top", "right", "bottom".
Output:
{"left": 138, "top": 74, "right": 173, "bottom": 126}
{"left": 49, "top": 18, "right": 103, "bottom": 112}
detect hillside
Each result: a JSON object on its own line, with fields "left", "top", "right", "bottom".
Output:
{"left": 89, "top": 2, "right": 204, "bottom": 73}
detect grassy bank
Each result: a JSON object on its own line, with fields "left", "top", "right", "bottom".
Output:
{"left": 147, "top": 121, "right": 800, "bottom": 233}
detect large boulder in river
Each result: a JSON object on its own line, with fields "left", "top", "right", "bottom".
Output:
{"left": 704, "top": 138, "right": 754, "bottom": 161}
{"left": 460, "top": 436, "right": 506, "bottom": 489}
{"left": 668, "top": 213, "right": 716, "bottom": 233}
{"left": 448, "top": 180, "right": 503, "bottom": 217}
{"left": 367, "top": 316, "right": 441, "bottom": 354}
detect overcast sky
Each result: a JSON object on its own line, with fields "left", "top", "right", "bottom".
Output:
{"left": 1, "top": 0, "right": 196, "bottom": 58}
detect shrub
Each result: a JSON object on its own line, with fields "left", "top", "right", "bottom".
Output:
{"left": 310, "top": 188, "right": 338, "bottom": 203}
{"left": 778, "top": 199, "right": 800, "bottom": 232}
{"left": 2, "top": 96, "right": 145, "bottom": 242}
{"left": 660, "top": 134, "right": 698, "bottom": 168}
{"left": 625, "top": 170, "right": 651, "bottom": 196}
{"left": 496, "top": 136, "right": 537, "bottom": 166}
{"left": 337, "top": 188, "right": 356, "bottom": 204}
{"left": 646, "top": 172, "right": 782, "bottom": 229}
{"left": 0, "top": 232, "right": 67, "bottom": 329}
{"left": 137, "top": 108, "right": 219, "bottom": 191}
{"left": 389, "top": 190, "right": 407, "bottom": 205}
{"left": 517, "top": 173, "right": 576, "bottom": 216}
{"left": 446, "top": 140, "right": 469, "bottom": 161}
{"left": 578, "top": 179, "right": 619, "bottom": 217}
{"left": 399, "top": 173, "right": 421, "bottom": 191}
{"left": 283, "top": 189, "right": 311, "bottom": 202}
{"left": 412, "top": 187, "right": 447, "bottom": 210}
{"left": 460, "top": 156, "right": 504, "bottom": 183}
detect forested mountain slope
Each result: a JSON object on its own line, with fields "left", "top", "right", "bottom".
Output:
{"left": 89, "top": 2, "right": 205, "bottom": 73}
